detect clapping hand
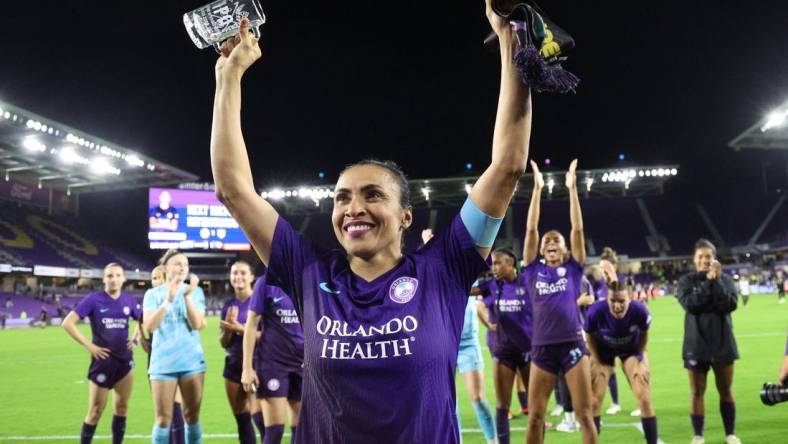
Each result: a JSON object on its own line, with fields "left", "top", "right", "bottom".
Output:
{"left": 220, "top": 305, "right": 244, "bottom": 333}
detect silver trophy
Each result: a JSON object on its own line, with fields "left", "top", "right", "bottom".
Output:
{"left": 184, "top": 0, "right": 266, "bottom": 52}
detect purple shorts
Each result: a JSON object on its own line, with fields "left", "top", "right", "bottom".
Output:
{"left": 223, "top": 356, "right": 243, "bottom": 384}
{"left": 597, "top": 349, "right": 643, "bottom": 367}
{"left": 531, "top": 340, "right": 589, "bottom": 375}
{"left": 256, "top": 367, "right": 303, "bottom": 401}
{"left": 88, "top": 355, "right": 134, "bottom": 389}
{"left": 492, "top": 341, "right": 532, "bottom": 371}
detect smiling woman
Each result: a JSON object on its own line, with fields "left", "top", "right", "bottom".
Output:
{"left": 208, "top": 1, "right": 531, "bottom": 442}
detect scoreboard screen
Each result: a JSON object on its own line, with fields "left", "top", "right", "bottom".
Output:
{"left": 148, "top": 188, "right": 250, "bottom": 251}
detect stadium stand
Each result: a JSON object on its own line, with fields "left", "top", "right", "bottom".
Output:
{"left": 0, "top": 200, "right": 148, "bottom": 270}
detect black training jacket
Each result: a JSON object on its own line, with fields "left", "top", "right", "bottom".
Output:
{"left": 676, "top": 272, "right": 739, "bottom": 363}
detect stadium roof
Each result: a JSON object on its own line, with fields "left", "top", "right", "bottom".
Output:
{"left": 0, "top": 100, "right": 198, "bottom": 194}
{"left": 260, "top": 165, "right": 680, "bottom": 214}
{"left": 729, "top": 98, "right": 788, "bottom": 150}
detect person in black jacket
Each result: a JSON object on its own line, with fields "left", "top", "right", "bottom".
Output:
{"left": 677, "top": 239, "right": 740, "bottom": 444}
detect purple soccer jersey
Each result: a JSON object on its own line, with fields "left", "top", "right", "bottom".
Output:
{"left": 249, "top": 275, "right": 304, "bottom": 371}
{"left": 523, "top": 257, "right": 585, "bottom": 346}
{"left": 220, "top": 296, "right": 253, "bottom": 360}
{"left": 478, "top": 273, "right": 532, "bottom": 353}
{"left": 584, "top": 300, "right": 651, "bottom": 355}
{"left": 266, "top": 214, "right": 488, "bottom": 444}
{"left": 74, "top": 291, "right": 142, "bottom": 360}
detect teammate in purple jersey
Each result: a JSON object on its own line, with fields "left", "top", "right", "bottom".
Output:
{"left": 62, "top": 263, "right": 142, "bottom": 444}
{"left": 677, "top": 239, "right": 740, "bottom": 444}
{"left": 585, "top": 280, "right": 659, "bottom": 444}
{"left": 475, "top": 248, "right": 531, "bottom": 444}
{"left": 242, "top": 274, "right": 305, "bottom": 444}
{"left": 522, "top": 159, "right": 598, "bottom": 444}
{"left": 209, "top": 1, "right": 531, "bottom": 439}
{"left": 220, "top": 261, "right": 265, "bottom": 444}
{"left": 592, "top": 248, "right": 628, "bottom": 416}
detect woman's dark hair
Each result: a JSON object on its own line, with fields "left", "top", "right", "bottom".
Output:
{"left": 158, "top": 249, "right": 185, "bottom": 266}
{"left": 600, "top": 246, "right": 618, "bottom": 265}
{"left": 231, "top": 260, "right": 252, "bottom": 272}
{"left": 608, "top": 280, "right": 629, "bottom": 293}
{"left": 493, "top": 247, "right": 519, "bottom": 265}
{"left": 694, "top": 238, "right": 717, "bottom": 257}
{"left": 341, "top": 159, "right": 411, "bottom": 210}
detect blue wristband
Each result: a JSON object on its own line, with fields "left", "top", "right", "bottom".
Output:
{"left": 460, "top": 197, "right": 503, "bottom": 248}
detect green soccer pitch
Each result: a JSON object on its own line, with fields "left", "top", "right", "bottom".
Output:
{"left": 0, "top": 295, "right": 786, "bottom": 443}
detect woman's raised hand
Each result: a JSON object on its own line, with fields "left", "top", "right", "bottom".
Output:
{"left": 215, "top": 18, "right": 262, "bottom": 81}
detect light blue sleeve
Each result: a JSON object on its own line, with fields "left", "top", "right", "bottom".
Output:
{"left": 459, "top": 197, "right": 503, "bottom": 248}
{"left": 190, "top": 287, "right": 206, "bottom": 314}
{"left": 142, "top": 288, "right": 160, "bottom": 312}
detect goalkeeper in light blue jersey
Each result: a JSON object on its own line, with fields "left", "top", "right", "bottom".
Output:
{"left": 143, "top": 250, "right": 207, "bottom": 444}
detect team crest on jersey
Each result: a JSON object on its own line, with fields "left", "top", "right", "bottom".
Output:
{"left": 267, "top": 378, "right": 280, "bottom": 391}
{"left": 389, "top": 277, "right": 419, "bottom": 304}
{"left": 123, "top": 306, "right": 130, "bottom": 316}
{"left": 629, "top": 325, "right": 638, "bottom": 333}
{"left": 557, "top": 267, "right": 566, "bottom": 277}
{"left": 96, "top": 373, "right": 106, "bottom": 383}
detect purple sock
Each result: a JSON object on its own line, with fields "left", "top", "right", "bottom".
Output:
{"left": 517, "top": 391, "right": 528, "bottom": 410}
{"left": 171, "top": 403, "right": 185, "bottom": 444}
{"left": 234, "top": 412, "right": 256, "bottom": 444}
{"left": 263, "top": 425, "right": 285, "bottom": 444}
{"left": 252, "top": 412, "right": 265, "bottom": 441}
{"left": 609, "top": 373, "right": 620, "bottom": 404}
{"left": 641, "top": 416, "right": 658, "bottom": 444}
{"left": 593, "top": 416, "right": 601, "bottom": 434}
{"left": 720, "top": 402, "right": 736, "bottom": 435}
{"left": 690, "top": 414, "right": 704, "bottom": 436}
{"left": 80, "top": 423, "right": 96, "bottom": 444}
{"left": 495, "top": 408, "right": 510, "bottom": 444}
{"left": 111, "top": 415, "right": 126, "bottom": 444}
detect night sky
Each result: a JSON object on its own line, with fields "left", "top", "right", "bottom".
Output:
{"left": 2, "top": 1, "right": 788, "bottom": 251}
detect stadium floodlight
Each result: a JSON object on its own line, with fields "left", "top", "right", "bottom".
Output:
{"left": 421, "top": 187, "right": 430, "bottom": 201}
{"left": 23, "top": 136, "right": 46, "bottom": 152}
{"left": 585, "top": 177, "right": 594, "bottom": 192}
{"left": 269, "top": 188, "right": 284, "bottom": 200}
{"left": 90, "top": 157, "right": 120, "bottom": 175}
{"left": 547, "top": 177, "right": 555, "bottom": 194}
{"left": 671, "top": 168, "right": 678, "bottom": 176}
{"left": 125, "top": 154, "right": 144, "bottom": 167}
{"left": 761, "top": 109, "right": 788, "bottom": 132}
{"left": 601, "top": 173, "right": 609, "bottom": 182}
{"left": 59, "top": 146, "right": 79, "bottom": 163}
{"left": 260, "top": 191, "right": 269, "bottom": 199}
{"left": 464, "top": 183, "right": 472, "bottom": 194}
